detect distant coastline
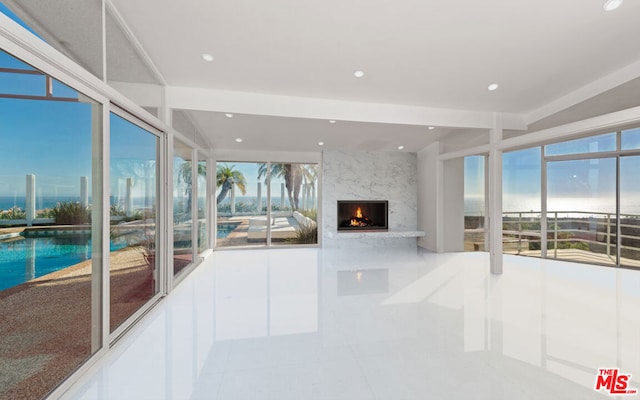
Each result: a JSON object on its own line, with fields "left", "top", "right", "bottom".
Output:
{"left": 0, "top": 196, "right": 81, "bottom": 211}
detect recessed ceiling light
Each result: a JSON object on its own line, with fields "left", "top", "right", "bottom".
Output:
{"left": 487, "top": 83, "right": 499, "bottom": 91}
{"left": 225, "top": 113, "right": 233, "bottom": 118}
{"left": 235, "top": 138, "right": 243, "bottom": 143}
{"left": 318, "top": 141, "right": 324, "bottom": 146}
{"left": 354, "top": 70, "right": 365, "bottom": 78}
{"left": 202, "top": 53, "right": 214, "bottom": 62}
{"left": 428, "top": 126, "right": 436, "bottom": 130}
{"left": 603, "top": 0, "right": 623, "bottom": 11}
{"left": 329, "top": 120, "right": 336, "bottom": 124}
{"left": 398, "top": 145, "right": 405, "bottom": 150}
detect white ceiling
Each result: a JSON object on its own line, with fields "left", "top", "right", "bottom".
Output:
{"left": 186, "top": 110, "right": 473, "bottom": 153}
{"left": 15, "top": 0, "right": 640, "bottom": 152}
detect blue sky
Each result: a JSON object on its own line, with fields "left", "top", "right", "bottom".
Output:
{"left": 0, "top": 2, "right": 40, "bottom": 38}
{"left": 3, "top": 1, "right": 640, "bottom": 211}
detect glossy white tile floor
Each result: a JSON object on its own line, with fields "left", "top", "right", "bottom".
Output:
{"left": 62, "top": 248, "right": 640, "bottom": 400}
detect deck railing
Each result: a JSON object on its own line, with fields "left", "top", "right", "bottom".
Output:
{"left": 465, "top": 211, "right": 640, "bottom": 264}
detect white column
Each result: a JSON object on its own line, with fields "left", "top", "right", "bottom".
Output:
{"left": 125, "top": 177, "right": 133, "bottom": 217}
{"left": 257, "top": 182, "right": 262, "bottom": 213}
{"left": 26, "top": 174, "right": 35, "bottom": 226}
{"left": 80, "top": 176, "right": 89, "bottom": 208}
{"left": 230, "top": 185, "right": 236, "bottom": 215}
{"left": 489, "top": 113, "right": 503, "bottom": 274}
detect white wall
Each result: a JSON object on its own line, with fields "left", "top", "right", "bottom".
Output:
{"left": 442, "top": 158, "right": 465, "bottom": 252}
{"left": 417, "top": 143, "right": 439, "bottom": 251}
{"left": 417, "top": 143, "right": 465, "bottom": 252}
{"left": 322, "top": 150, "right": 417, "bottom": 248}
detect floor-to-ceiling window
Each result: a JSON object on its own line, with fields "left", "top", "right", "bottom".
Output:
{"left": 216, "top": 162, "right": 266, "bottom": 248}
{"left": 1, "top": 4, "right": 213, "bottom": 398}
{"left": 270, "top": 163, "right": 318, "bottom": 247}
{"left": 0, "top": 50, "right": 104, "bottom": 400}
{"left": 464, "top": 155, "right": 487, "bottom": 251}
{"left": 502, "top": 147, "right": 542, "bottom": 256}
{"left": 503, "top": 130, "right": 640, "bottom": 268}
{"left": 197, "top": 152, "right": 208, "bottom": 254}
{"left": 216, "top": 161, "right": 319, "bottom": 248}
{"left": 173, "top": 139, "right": 195, "bottom": 274}
{"left": 109, "top": 111, "right": 161, "bottom": 334}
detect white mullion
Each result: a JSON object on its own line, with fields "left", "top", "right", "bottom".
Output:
{"left": 541, "top": 146, "right": 548, "bottom": 259}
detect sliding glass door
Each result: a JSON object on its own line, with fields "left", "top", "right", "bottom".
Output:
{"left": 216, "top": 162, "right": 266, "bottom": 248}
{"left": 216, "top": 161, "right": 319, "bottom": 248}
{"left": 620, "top": 156, "right": 640, "bottom": 268}
{"left": 464, "top": 155, "right": 487, "bottom": 252}
{"left": 546, "top": 158, "right": 617, "bottom": 266}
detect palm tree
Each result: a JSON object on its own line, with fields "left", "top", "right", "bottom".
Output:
{"left": 216, "top": 164, "right": 247, "bottom": 204}
{"left": 258, "top": 163, "right": 316, "bottom": 211}
{"left": 177, "top": 161, "right": 206, "bottom": 213}
{"left": 258, "top": 163, "right": 299, "bottom": 210}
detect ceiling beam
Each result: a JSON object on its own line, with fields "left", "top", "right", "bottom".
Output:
{"left": 166, "top": 86, "right": 527, "bottom": 130}
{"left": 525, "top": 58, "right": 640, "bottom": 126}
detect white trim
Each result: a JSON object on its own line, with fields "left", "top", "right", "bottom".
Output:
{"left": 526, "top": 59, "right": 640, "bottom": 126}
{"left": 166, "top": 86, "right": 527, "bottom": 130}
{"left": 439, "top": 144, "right": 491, "bottom": 160}
{"left": 213, "top": 150, "right": 321, "bottom": 164}
{"left": 488, "top": 113, "right": 503, "bottom": 274}
{"left": 104, "top": 0, "right": 167, "bottom": 86}
{"left": 501, "top": 106, "right": 640, "bottom": 152}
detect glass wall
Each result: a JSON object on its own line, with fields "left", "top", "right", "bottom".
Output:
{"left": 216, "top": 162, "right": 319, "bottom": 248}
{"left": 464, "top": 156, "right": 486, "bottom": 251}
{"left": 546, "top": 158, "right": 617, "bottom": 266}
{"left": 622, "top": 128, "right": 640, "bottom": 150}
{"left": 270, "top": 163, "right": 318, "bottom": 247}
{"left": 173, "top": 140, "right": 194, "bottom": 275}
{"left": 216, "top": 162, "right": 266, "bottom": 248}
{"left": 504, "top": 131, "right": 640, "bottom": 269}
{"left": 1, "top": 6, "right": 213, "bottom": 399}
{"left": 502, "top": 147, "right": 542, "bottom": 256}
{"left": 109, "top": 112, "right": 160, "bottom": 332}
{"left": 620, "top": 156, "right": 640, "bottom": 267}
{"left": 0, "top": 50, "right": 103, "bottom": 399}
{"left": 1, "top": 0, "right": 104, "bottom": 79}
{"left": 105, "top": 5, "right": 163, "bottom": 116}
{"left": 197, "top": 153, "right": 208, "bottom": 254}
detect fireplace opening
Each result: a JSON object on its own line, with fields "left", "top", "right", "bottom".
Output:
{"left": 337, "top": 200, "right": 388, "bottom": 231}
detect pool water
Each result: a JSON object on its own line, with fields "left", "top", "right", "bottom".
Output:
{"left": 0, "top": 233, "right": 127, "bottom": 292}
{"left": 217, "top": 223, "right": 240, "bottom": 239}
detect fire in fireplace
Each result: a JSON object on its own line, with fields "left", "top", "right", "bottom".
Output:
{"left": 337, "top": 200, "right": 388, "bottom": 231}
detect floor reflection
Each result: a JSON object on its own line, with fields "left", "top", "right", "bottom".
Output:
{"left": 64, "top": 249, "right": 639, "bottom": 400}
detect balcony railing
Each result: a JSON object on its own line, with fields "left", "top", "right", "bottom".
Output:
{"left": 465, "top": 211, "right": 640, "bottom": 267}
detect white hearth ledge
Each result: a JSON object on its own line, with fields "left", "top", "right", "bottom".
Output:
{"left": 326, "top": 230, "right": 425, "bottom": 239}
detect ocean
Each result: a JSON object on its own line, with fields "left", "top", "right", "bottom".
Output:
{"left": 0, "top": 196, "right": 82, "bottom": 211}
{"left": 466, "top": 195, "right": 640, "bottom": 217}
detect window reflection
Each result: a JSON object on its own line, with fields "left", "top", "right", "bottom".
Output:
{"left": 173, "top": 140, "right": 194, "bottom": 275}
{"left": 0, "top": 50, "right": 102, "bottom": 399}
{"left": 109, "top": 112, "right": 159, "bottom": 332}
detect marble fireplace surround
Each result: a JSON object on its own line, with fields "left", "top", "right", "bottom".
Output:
{"left": 322, "top": 150, "right": 425, "bottom": 248}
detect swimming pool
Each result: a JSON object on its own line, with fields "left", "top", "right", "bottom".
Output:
{"left": 1, "top": 223, "right": 240, "bottom": 291}
{"left": 0, "top": 232, "right": 127, "bottom": 291}
{"left": 217, "top": 222, "right": 240, "bottom": 238}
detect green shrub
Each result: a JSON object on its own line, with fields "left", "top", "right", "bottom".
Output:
{"left": 286, "top": 224, "right": 317, "bottom": 244}
{"left": 299, "top": 209, "right": 317, "bottom": 221}
{"left": 0, "top": 206, "right": 26, "bottom": 220}
{"left": 51, "top": 201, "right": 90, "bottom": 225}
